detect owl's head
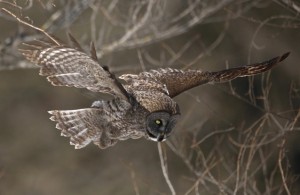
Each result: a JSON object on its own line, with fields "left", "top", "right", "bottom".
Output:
{"left": 146, "top": 111, "right": 180, "bottom": 142}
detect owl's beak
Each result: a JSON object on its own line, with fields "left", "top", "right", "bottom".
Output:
{"left": 157, "top": 132, "right": 165, "bottom": 142}
{"left": 156, "top": 119, "right": 177, "bottom": 142}
{"left": 147, "top": 130, "right": 165, "bottom": 142}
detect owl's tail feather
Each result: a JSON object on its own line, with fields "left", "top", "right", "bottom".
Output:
{"left": 48, "top": 109, "right": 100, "bottom": 149}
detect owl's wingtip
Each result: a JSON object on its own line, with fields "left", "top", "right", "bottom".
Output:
{"left": 48, "top": 110, "right": 58, "bottom": 121}
{"left": 48, "top": 110, "right": 54, "bottom": 114}
{"left": 72, "top": 142, "right": 85, "bottom": 149}
{"left": 280, "top": 52, "right": 290, "bottom": 62}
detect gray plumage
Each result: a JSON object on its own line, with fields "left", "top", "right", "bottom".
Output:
{"left": 19, "top": 38, "right": 289, "bottom": 149}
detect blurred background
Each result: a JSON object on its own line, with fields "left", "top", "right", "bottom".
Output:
{"left": 0, "top": 0, "right": 299, "bottom": 194}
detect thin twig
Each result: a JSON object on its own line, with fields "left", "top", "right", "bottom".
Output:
{"left": 1, "top": 8, "right": 60, "bottom": 45}
{"left": 191, "top": 127, "right": 234, "bottom": 148}
{"left": 278, "top": 0, "right": 300, "bottom": 13}
{"left": 157, "top": 142, "right": 176, "bottom": 195}
{"left": 0, "top": 1, "right": 22, "bottom": 9}
{"left": 278, "top": 139, "right": 291, "bottom": 195}
{"left": 99, "top": 0, "right": 155, "bottom": 57}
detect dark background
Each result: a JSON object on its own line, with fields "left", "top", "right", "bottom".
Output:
{"left": 0, "top": 1, "right": 299, "bottom": 194}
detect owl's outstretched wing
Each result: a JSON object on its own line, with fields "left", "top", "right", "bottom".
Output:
{"left": 49, "top": 108, "right": 118, "bottom": 149}
{"left": 19, "top": 40, "right": 130, "bottom": 102}
{"left": 48, "top": 98, "right": 145, "bottom": 149}
{"left": 49, "top": 108, "right": 101, "bottom": 149}
{"left": 121, "top": 52, "right": 290, "bottom": 97}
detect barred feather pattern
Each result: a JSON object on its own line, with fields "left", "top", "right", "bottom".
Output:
{"left": 122, "top": 68, "right": 213, "bottom": 98}
{"left": 19, "top": 38, "right": 289, "bottom": 150}
{"left": 122, "top": 74, "right": 179, "bottom": 113}
{"left": 121, "top": 52, "right": 290, "bottom": 97}
{"left": 20, "top": 43, "right": 127, "bottom": 100}
{"left": 48, "top": 99, "right": 145, "bottom": 149}
{"left": 209, "top": 52, "right": 290, "bottom": 83}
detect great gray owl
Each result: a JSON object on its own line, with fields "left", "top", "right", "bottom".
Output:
{"left": 19, "top": 37, "right": 289, "bottom": 149}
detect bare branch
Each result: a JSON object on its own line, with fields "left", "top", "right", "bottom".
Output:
{"left": 158, "top": 142, "right": 176, "bottom": 195}
{"left": 1, "top": 8, "right": 60, "bottom": 45}
{"left": 278, "top": 139, "right": 291, "bottom": 195}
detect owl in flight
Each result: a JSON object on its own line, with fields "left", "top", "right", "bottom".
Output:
{"left": 20, "top": 36, "right": 289, "bottom": 149}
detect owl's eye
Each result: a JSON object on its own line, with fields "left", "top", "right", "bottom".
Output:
{"left": 155, "top": 119, "right": 162, "bottom": 126}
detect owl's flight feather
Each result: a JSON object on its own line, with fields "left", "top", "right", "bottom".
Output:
{"left": 19, "top": 40, "right": 130, "bottom": 102}
{"left": 20, "top": 37, "right": 289, "bottom": 149}
{"left": 121, "top": 52, "right": 290, "bottom": 97}
{"left": 49, "top": 109, "right": 105, "bottom": 149}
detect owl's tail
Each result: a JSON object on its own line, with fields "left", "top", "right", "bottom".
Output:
{"left": 48, "top": 109, "right": 101, "bottom": 149}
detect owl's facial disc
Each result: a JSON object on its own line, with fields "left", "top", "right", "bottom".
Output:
{"left": 146, "top": 111, "right": 180, "bottom": 142}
